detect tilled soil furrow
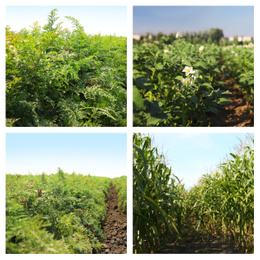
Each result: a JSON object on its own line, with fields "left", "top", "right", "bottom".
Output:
{"left": 100, "top": 184, "right": 127, "bottom": 254}
{"left": 209, "top": 79, "right": 253, "bottom": 127}
{"left": 158, "top": 233, "right": 245, "bottom": 254}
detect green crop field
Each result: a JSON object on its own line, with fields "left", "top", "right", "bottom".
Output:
{"left": 133, "top": 133, "right": 254, "bottom": 253}
{"left": 6, "top": 9, "right": 126, "bottom": 127}
{"left": 133, "top": 38, "right": 254, "bottom": 126}
{"left": 6, "top": 169, "right": 126, "bottom": 254}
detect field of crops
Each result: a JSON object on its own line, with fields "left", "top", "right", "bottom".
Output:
{"left": 6, "top": 169, "right": 126, "bottom": 254}
{"left": 133, "top": 38, "right": 254, "bottom": 126}
{"left": 6, "top": 9, "right": 126, "bottom": 127}
{"left": 133, "top": 133, "right": 254, "bottom": 253}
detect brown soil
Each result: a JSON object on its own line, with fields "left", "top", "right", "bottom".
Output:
{"left": 100, "top": 184, "right": 127, "bottom": 254}
{"left": 208, "top": 79, "right": 253, "bottom": 127}
{"left": 157, "top": 232, "right": 245, "bottom": 254}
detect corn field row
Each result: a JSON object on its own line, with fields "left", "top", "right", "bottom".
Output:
{"left": 133, "top": 133, "right": 254, "bottom": 253}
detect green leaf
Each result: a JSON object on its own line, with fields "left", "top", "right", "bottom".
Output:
{"left": 175, "top": 76, "right": 183, "bottom": 81}
{"left": 214, "top": 67, "right": 220, "bottom": 73}
{"left": 133, "top": 86, "right": 144, "bottom": 111}
{"left": 135, "top": 76, "right": 152, "bottom": 90}
{"left": 206, "top": 107, "right": 219, "bottom": 114}
{"left": 188, "top": 95, "right": 199, "bottom": 105}
{"left": 194, "top": 61, "right": 207, "bottom": 69}
{"left": 202, "top": 83, "right": 213, "bottom": 89}
{"left": 183, "top": 60, "right": 192, "bottom": 67}
{"left": 155, "top": 63, "right": 164, "bottom": 70}
{"left": 217, "top": 97, "right": 230, "bottom": 106}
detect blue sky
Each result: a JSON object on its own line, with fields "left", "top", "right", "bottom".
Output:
{"left": 144, "top": 133, "right": 253, "bottom": 189}
{"left": 133, "top": 6, "right": 254, "bottom": 37}
{"left": 6, "top": 133, "right": 127, "bottom": 178}
{"left": 6, "top": 6, "right": 127, "bottom": 36}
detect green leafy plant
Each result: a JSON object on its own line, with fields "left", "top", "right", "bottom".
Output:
{"left": 133, "top": 38, "right": 253, "bottom": 126}
{"left": 6, "top": 9, "right": 126, "bottom": 127}
{"left": 6, "top": 169, "right": 126, "bottom": 254}
{"left": 133, "top": 134, "right": 254, "bottom": 253}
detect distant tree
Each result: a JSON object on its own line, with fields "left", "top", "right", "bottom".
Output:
{"left": 207, "top": 37, "right": 213, "bottom": 44}
{"left": 209, "top": 28, "right": 224, "bottom": 42}
{"left": 202, "top": 30, "right": 209, "bottom": 41}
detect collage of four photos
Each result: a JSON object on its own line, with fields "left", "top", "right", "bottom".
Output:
{"left": 2, "top": 1, "right": 257, "bottom": 256}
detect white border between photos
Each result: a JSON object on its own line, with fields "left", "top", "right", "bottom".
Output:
{"left": 0, "top": 0, "right": 259, "bottom": 259}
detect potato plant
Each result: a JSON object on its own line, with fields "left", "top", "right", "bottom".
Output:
{"left": 133, "top": 38, "right": 253, "bottom": 126}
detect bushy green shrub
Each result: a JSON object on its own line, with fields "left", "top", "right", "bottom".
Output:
{"left": 6, "top": 170, "right": 114, "bottom": 253}
{"left": 6, "top": 9, "right": 126, "bottom": 127}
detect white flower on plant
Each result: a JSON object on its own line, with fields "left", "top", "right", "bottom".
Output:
{"left": 164, "top": 49, "right": 169, "bottom": 54}
{"left": 191, "top": 70, "right": 199, "bottom": 80}
{"left": 199, "top": 45, "right": 204, "bottom": 52}
{"left": 182, "top": 77, "right": 191, "bottom": 85}
{"left": 182, "top": 66, "right": 194, "bottom": 76}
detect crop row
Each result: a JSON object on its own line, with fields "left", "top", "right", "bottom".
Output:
{"left": 133, "top": 38, "right": 254, "bottom": 126}
{"left": 133, "top": 134, "right": 254, "bottom": 253}
{"left": 6, "top": 169, "right": 126, "bottom": 254}
{"left": 6, "top": 9, "right": 126, "bottom": 127}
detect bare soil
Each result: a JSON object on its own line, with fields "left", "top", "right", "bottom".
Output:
{"left": 157, "top": 232, "right": 245, "bottom": 254}
{"left": 100, "top": 184, "right": 127, "bottom": 254}
{"left": 208, "top": 79, "right": 253, "bottom": 127}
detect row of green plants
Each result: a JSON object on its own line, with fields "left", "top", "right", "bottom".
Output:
{"left": 133, "top": 38, "right": 254, "bottom": 126}
{"left": 112, "top": 176, "right": 127, "bottom": 212}
{"left": 6, "top": 169, "right": 126, "bottom": 254}
{"left": 6, "top": 9, "right": 126, "bottom": 127}
{"left": 187, "top": 137, "right": 254, "bottom": 253}
{"left": 133, "top": 133, "right": 184, "bottom": 253}
{"left": 133, "top": 134, "right": 254, "bottom": 253}
{"left": 221, "top": 44, "right": 254, "bottom": 114}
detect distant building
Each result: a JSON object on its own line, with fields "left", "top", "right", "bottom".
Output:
{"left": 229, "top": 36, "right": 253, "bottom": 42}
{"left": 133, "top": 34, "right": 141, "bottom": 41}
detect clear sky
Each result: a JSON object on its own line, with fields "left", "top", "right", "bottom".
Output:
{"left": 6, "top": 6, "right": 127, "bottom": 37}
{"left": 133, "top": 6, "right": 254, "bottom": 37}
{"left": 144, "top": 133, "right": 253, "bottom": 190}
{"left": 6, "top": 133, "right": 127, "bottom": 178}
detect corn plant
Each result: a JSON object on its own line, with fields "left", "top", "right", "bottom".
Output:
{"left": 133, "top": 133, "right": 183, "bottom": 253}
{"left": 187, "top": 137, "right": 254, "bottom": 253}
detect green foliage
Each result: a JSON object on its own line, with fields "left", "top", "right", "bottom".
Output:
{"left": 187, "top": 137, "right": 254, "bottom": 253}
{"left": 133, "top": 134, "right": 254, "bottom": 254}
{"left": 6, "top": 215, "right": 71, "bottom": 254}
{"left": 133, "top": 133, "right": 183, "bottom": 253}
{"left": 6, "top": 170, "right": 121, "bottom": 254}
{"left": 113, "top": 176, "right": 127, "bottom": 212}
{"left": 222, "top": 44, "right": 254, "bottom": 114}
{"left": 6, "top": 9, "right": 126, "bottom": 127}
{"left": 133, "top": 39, "right": 232, "bottom": 126}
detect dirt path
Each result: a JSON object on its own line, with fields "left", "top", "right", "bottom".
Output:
{"left": 209, "top": 79, "right": 253, "bottom": 127}
{"left": 100, "top": 184, "right": 127, "bottom": 254}
{"left": 157, "top": 232, "right": 245, "bottom": 254}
